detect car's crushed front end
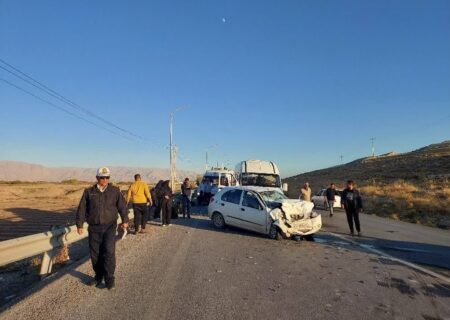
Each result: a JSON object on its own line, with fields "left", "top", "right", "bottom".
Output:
{"left": 269, "top": 199, "right": 322, "bottom": 237}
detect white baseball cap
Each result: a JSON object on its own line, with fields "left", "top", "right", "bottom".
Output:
{"left": 96, "top": 167, "right": 111, "bottom": 177}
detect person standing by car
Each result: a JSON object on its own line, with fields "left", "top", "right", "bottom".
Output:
{"left": 300, "top": 183, "right": 312, "bottom": 202}
{"left": 181, "top": 178, "right": 192, "bottom": 219}
{"left": 76, "top": 167, "right": 128, "bottom": 290}
{"left": 159, "top": 180, "right": 173, "bottom": 226}
{"left": 341, "top": 180, "right": 363, "bottom": 236}
{"left": 151, "top": 180, "right": 164, "bottom": 220}
{"left": 126, "top": 174, "right": 152, "bottom": 234}
{"left": 325, "top": 183, "right": 338, "bottom": 217}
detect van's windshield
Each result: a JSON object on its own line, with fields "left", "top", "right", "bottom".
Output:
{"left": 241, "top": 173, "right": 281, "bottom": 188}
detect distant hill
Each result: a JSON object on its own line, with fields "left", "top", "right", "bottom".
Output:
{"left": 284, "top": 141, "right": 450, "bottom": 228}
{"left": 285, "top": 141, "right": 450, "bottom": 196}
{"left": 0, "top": 161, "right": 197, "bottom": 183}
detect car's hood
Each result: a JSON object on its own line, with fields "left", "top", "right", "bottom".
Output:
{"left": 274, "top": 199, "right": 314, "bottom": 218}
{"left": 269, "top": 199, "right": 321, "bottom": 236}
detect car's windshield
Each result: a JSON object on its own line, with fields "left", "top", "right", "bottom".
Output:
{"left": 259, "top": 190, "right": 288, "bottom": 203}
{"left": 241, "top": 173, "right": 281, "bottom": 187}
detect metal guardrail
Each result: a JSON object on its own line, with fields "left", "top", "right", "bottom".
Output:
{"left": 0, "top": 210, "right": 133, "bottom": 277}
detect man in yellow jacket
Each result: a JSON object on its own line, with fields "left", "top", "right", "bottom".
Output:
{"left": 127, "top": 174, "right": 152, "bottom": 234}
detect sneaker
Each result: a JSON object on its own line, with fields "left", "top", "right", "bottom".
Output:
{"left": 329, "top": 214, "right": 333, "bottom": 217}
{"left": 139, "top": 228, "right": 147, "bottom": 234}
{"left": 167, "top": 224, "right": 172, "bottom": 226}
{"left": 135, "top": 226, "right": 142, "bottom": 234}
{"left": 350, "top": 232, "right": 355, "bottom": 237}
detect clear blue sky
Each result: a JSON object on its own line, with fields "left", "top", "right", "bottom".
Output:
{"left": 1, "top": 0, "right": 449, "bottom": 177}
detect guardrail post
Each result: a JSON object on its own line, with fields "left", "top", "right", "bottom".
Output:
{"left": 39, "top": 250, "right": 55, "bottom": 278}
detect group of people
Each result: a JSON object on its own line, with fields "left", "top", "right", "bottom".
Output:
{"left": 300, "top": 180, "right": 364, "bottom": 237}
{"left": 75, "top": 167, "right": 193, "bottom": 290}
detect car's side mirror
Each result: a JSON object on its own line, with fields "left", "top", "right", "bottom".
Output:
{"left": 282, "top": 183, "right": 288, "bottom": 192}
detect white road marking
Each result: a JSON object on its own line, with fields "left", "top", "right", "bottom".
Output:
{"left": 325, "top": 231, "right": 450, "bottom": 284}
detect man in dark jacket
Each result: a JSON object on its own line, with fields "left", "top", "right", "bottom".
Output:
{"left": 76, "top": 167, "right": 128, "bottom": 290}
{"left": 340, "top": 180, "right": 363, "bottom": 237}
{"left": 181, "top": 178, "right": 192, "bottom": 219}
{"left": 159, "top": 180, "right": 173, "bottom": 226}
{"left": 325, "top": 183, "right": 338, "bottom": 217}
{"left": 151, "top": 180, "right": 164, "bottom": 220}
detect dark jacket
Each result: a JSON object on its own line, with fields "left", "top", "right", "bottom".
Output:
{"left": 159, "top": 181, "right": 173, "bottom": 203}
{"left": 181, "top": 181, "right": 191, "bottom": 197}
{"left": 76, "top": 184, "right": 128, "bottom": 228}
{"left": 325, "top": 188, "right": 338, "bottom": 201}
{"left": 340, "top": 188, "right": 363, "bottom": 211}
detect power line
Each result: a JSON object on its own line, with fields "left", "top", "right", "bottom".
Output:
{"left": 0, "top": 58, "right": 147, "bottom": 141}
{"left": 0, "top": 78, "right": 134, "bottom": 141}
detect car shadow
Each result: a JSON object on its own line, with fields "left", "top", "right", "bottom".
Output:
{"left": 172, "top": 215, "right": 270, "bottom": 240}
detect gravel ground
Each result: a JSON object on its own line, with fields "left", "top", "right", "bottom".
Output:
{"left": 1, "top": 215, "right": 449, "bottom": 320}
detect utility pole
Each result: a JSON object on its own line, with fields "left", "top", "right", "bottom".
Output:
{"left": 340, "top": 155, "right": 343, "bottom": 164}
{"left": 169, "top": 105, "right": 189, "bottom": 190}
{"left": 170, "top": 112, "right": 175, "bottom": 190}
{"left": 205, "top": 151, "right": 208, "bottom": 170}
{"left": 370, "top": 137, "right": 375, "bottom": 157}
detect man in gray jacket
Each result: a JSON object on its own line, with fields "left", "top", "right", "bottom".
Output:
{"left": 76, "top": 167, "right": 128, "bottom": 290}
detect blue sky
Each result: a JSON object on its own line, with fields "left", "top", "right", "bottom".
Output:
{"left": 0, "top": 0, "right": 449, "bottom": 177}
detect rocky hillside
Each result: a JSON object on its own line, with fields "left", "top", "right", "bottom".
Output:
{"left": 0, "top": 161, "right": 196, "bottom": 183}
{"left": 285, "top": 141, "right": 450, "bottom": 196}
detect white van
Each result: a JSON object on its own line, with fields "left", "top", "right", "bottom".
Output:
{"left": 235, "top": 160, "right": 288, "bottom": 192}
{"left": 197, "top": 168, "right": 238, "bottom": 205}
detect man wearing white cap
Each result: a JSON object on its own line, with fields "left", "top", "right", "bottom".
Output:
{"left": 76, "top": 167, "right": 128, "bottom": 290}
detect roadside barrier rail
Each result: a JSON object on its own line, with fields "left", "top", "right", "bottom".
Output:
{"left": 0, "top": 210, "right": 133, "bottom": 277}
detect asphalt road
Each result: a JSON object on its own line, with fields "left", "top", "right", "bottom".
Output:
{"left": 1, "top": 210, "right": 449, "bottom": 320}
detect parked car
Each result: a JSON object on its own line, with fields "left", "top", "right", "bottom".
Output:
{"left": 208, "top": 186, "right": 321, "bottom": 240}
{"left": 311, "top": 189, "right": 341, "bottom": 209}
{"left": 190, "top": 187, "right": 200, "bottom": 206}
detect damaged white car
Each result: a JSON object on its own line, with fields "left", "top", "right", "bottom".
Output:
{"left": 208, "top": 186, "right": 322, "bottom": 240}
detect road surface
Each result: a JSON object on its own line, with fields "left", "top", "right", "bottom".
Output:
{"left": 1, "top": 209, "right": 449, "bottom": 320}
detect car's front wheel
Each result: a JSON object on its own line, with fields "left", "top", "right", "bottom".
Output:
{"left": 212, "top": 212, "right": 225, "bottom": 229}
{"left": 268, "top": 224, "right": 283, "bottom": 240}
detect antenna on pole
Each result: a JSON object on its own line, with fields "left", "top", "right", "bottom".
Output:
{"left": 370, "top": 137, "right": 375, "bottom": 157}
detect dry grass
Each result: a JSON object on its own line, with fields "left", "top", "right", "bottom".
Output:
{"left": 360, "top": 179, "right": 450, "bottom": 228}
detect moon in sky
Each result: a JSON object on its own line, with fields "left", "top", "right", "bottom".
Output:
{"left": 222, "top": 17, "right": 226, "bottom": 23}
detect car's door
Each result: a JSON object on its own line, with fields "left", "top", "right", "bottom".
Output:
{"left": 219, "top": 189, "right": 243, "bottom": 227}
{"left": 238, "top": 191, "right": 268, "bottom": 234}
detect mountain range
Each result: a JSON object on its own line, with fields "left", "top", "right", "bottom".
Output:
{"left": 0, "top": 161, "right": 197, "bottom": 183}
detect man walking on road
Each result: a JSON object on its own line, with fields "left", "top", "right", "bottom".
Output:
{"left": 127, "top": 174, "right": 152, "bottom": 234}
{"left": 325, "top": 183, "right": 338, "bottom": 217}
{"left": 181, "top": 178, "right": 192, "bottom": 219}
{"left": 300, "top": 183, "right": 312, "bottom": 202}
{"left": 76, "top": 167, "right": 128, "bottom": 290}
{"left": 341, "top": 180, "right": 363, "bottom": 237}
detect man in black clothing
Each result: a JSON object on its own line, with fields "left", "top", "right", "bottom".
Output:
{"left": 340, "top": 180, "right": 363, "bottom": 237}
{"left": 159, "top": 180, "right": 173, "bottom": 226}
{"left": 325, "top": 183, "right": 338, "bottom": 217}
{"left": 181, "top": 178, "right": 192, "bottom": 219}
{"left": 76, "top": 167, "right": 128, "bottom": 290}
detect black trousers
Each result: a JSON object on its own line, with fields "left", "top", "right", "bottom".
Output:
{"left": 133, "top": 203, "right": 148, "bottom": 229}
{"left": 161, "top": 199, "right": 172, "bottom": 225}
{"left": 88, "top": 223, "right": 117, "bottom": 283}
{"left": 345, "top": 208, "right": 361, "bottom": 233}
